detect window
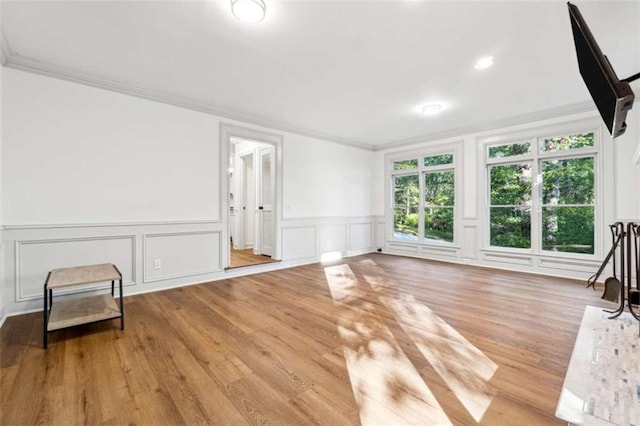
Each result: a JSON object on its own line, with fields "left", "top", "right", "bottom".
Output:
{"left": 489, "top": 162, "right": 532, "bottom": 248}
{"left": 393, "top": 174, "right": 420, "bottom": 241}
{"left": 390, "top": 150, "right": 457, "bottom": 244}
{"left": 486, "top": 131, "right": 597, "bottom": 255}
{"left": 424, "top": 169, "right": 455, "bottom": 242}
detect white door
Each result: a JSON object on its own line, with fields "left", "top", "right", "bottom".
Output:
{"left": 258, "top": 146, "right": 274, "bottom": 256}
{"left": 242, "top": 153, "right": 255, "bottom": 249}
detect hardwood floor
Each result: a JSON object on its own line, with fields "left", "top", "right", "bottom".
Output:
{"left": 229, "top": 248, "right": 277, "bottom": 268}
{"left": 0, "top": 253, "right": 611, "bottom": 425}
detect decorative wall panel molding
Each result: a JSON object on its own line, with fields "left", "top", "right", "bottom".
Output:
{"left": 461, "top": 225, "right": 478, "bottom": 259}
{"left": 420, "top": 245, "right": 458, "bottom": 259}
{"left": 538, "top": 256, "right": 600, "bottom": 273}
{"left": 143, "top": 230, "right": 222, "bottom": 283}
{"left": 387, "top": 243, "right": 420, "bottom": 253}
{"left": 481, "top": 251, "right": 534, "bottom": 266}
{"left": 318, "top": 224, "right": 347, "bottom": 254}
{"left": 348, "top": 222, "right": 373, "bottom": 251}
{"left": 15, "top": 235, "right": 136, "bottom": 301}
{"left": 281, "top": 226, "right": 317, "bottom": 260}
{"left": 3, "top": 219, "right": 221, "bottom": 231}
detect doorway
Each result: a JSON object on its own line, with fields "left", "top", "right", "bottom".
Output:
{"left": 227, "top": 137, "right": 278, "bottom": 268}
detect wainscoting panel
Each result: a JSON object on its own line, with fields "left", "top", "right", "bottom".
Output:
{"left": 348, "top": 223, "right": 373, "bottom": 252}
{"left": 319, "top": 224, "right": 347, "bottom": 255}
{"left": 419, "top": 245, "right": 458, "bottom": 260}
{"left": 538, "top": 256, "right": 600, "bottom": 273}
{"left": 281, "top": 226, "right": 316, "bottom": 260}
{"left": 461, "top": 225, "right": 478, "bottom": 259}
{"left": 387, "top": 242, "right": 420, "bottom": 253}
{"left": 144, "top": 231, "right": 222, "bottom": 283}
{"left": 3, "top": 217, "right": 375, "bottom": 317}
{"left": 481, "top": 251, "right": 534, "bottom": 266}
{"left": 15, "top": 235, "right": 136, "bottom": 301}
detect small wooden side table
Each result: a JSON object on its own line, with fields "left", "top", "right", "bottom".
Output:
{"left": 43, "top": 263, "right": 124, "bottom": 349}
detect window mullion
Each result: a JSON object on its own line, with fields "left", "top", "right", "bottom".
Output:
{"left": 390, "top": 170, "right": 419, "bottom": 178}
{"left": 532, "top": 158, "right": 541, "bottom": 253}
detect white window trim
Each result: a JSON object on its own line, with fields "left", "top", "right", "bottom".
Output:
{"left": 385, "top": 141, "right": 463, "bottom": 248}
{"left": 479, "top": 118, "right": 604, "bottom": 260}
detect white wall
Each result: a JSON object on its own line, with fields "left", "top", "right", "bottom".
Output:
{"left": 284, "top": 134, "right": 372, "bottom": 219}
{"left": 3, "top": 69, "right": 220, "bottom": 224}
{"left": 0, "top": 3, "right": 6, "bottom": 326}
{"left": 0, "top": 70, "right": 4, "bottom": 326}
{"left": 612, "top": 110, "right": 640, "bottom": 220}
{"left": 280, "top": 134, "right": 375, "bottom": 261}
{"left": 1, "top": 68, "right": 376, "bottom": 317}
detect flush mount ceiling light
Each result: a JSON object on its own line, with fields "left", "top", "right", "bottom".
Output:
{"left": 422, "top": 104, "right": 442, "bottom": 116}
{"left": 231, "top": 0, "right": 266, "bottom": 23}
{"left": 474, "top": 56, "right": 494, "bottom": 70}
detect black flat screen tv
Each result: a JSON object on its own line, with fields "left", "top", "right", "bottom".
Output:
{"left": 567, "top": 2, "right": 635, "bottom": 138}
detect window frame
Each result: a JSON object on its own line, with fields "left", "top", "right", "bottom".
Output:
{"left": 386, "top": 142, "right": 462, "bottom": 247}
{"left": 482, "top": 121, "right": 601, "bottom": 259}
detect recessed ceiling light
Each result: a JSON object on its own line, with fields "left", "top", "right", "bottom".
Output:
{"left": 422, "top": 104, "right": 442, "bottom": 116}
{"left": 474, "top": 56, "right": 494, "bottom": 70}
{"left": 231, "top": 0, "right": 266, "bottom": 23}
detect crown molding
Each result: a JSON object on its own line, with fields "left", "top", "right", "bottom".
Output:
{"left": 3, "top": 50, "right": 606, "bottom": 153}
{"left": 373, "top": 102, "right": 596, "bottom": 151}
{"left": 4, "top": 53, "right": 374, "bottom": 151}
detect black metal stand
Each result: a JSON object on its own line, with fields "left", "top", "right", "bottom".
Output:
{"left": 587, "top": 222, "right": 624, "bottom": 289}
{"left": 621, "top": 72, "right": 640, "bottom": 84}
{"left": 604, "top": 222, "right": 640, "bottom": 322}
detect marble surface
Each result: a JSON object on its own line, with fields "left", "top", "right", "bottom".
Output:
{"left": 556, "top": 306, "right": 640, "bottom": 425}
{"left": 47, "top": 263, "right": 120, "bottom": 289}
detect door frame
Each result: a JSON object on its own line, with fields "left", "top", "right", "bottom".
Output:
{"left": 220, "top": 123, "right": 282, "bottom": 268}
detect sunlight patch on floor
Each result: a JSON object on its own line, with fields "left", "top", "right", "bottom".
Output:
{"left": 323, "top": 263, "right": 363, "bottom": 305}
{"left": 338, "top": 307, "right": 452, "bottom": 425}
{"left": 325, "top": 264, "right": 452, "bottom": 425}
{"left": 381, "top": 294, "right": 497, "bottom": 422}
{"left": 360, "top": 258, "right": 497, "bottom": 422}
{"left": 325, "top": 259, "right": 497, "bottom": 424}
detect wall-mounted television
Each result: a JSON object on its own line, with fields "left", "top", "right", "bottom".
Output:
{"left": 567, "top": 2, "right": 637, "bottom": 138}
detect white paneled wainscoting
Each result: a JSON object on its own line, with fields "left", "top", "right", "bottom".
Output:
{"left": 1, "top": 216, "right": 377, "bottom": 319}
{"left": 375, "top": 216, "right": 606, "bottom": 283}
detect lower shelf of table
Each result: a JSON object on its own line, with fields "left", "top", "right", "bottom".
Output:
{"left": 47, "top": 294, "right": 122, "bottom": 331}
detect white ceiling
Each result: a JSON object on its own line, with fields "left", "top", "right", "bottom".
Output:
{"left": 2, "top": 1, "right": 639, "bottom": 149}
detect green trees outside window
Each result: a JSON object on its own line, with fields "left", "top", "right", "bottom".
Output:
{"left": 424, "top": 171, "right": 454, "bottom": 242}
{"left": 391, "top": 152, "right": 455, "bottom": 243}
{"left": 487, "top": 132, "right": 596, "bottom": 254}
{"left": 541, "top": 157, "right": 594, "bottom": 254}
{"left": 394, "top": 174, "right": 419, "bottom": 240}
{"left": 489, "top": 163, "right": 532, "bottom": 248}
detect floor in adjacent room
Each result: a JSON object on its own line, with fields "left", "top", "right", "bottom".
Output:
{"left": 0, "top": 253, "right": 612, "bottom": 425}
{"left": 229, "top": 247, "right": 277, "bottom": 268}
